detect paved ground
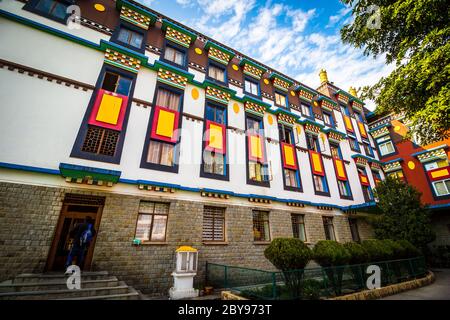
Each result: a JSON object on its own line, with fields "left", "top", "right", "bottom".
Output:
{"left": 381, "top": 269, "right": 450, "bottom": 300}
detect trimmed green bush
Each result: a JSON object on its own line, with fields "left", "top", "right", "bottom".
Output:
{"left": 396, "top": 240, "right": 421, "bottom": 258}
{"left": 343, "top": 242, "right": 369, "bottom": 265}
{"left": 361, "top": 239, "right": 393, "bottom": 262}
{"left": 264, "top": 238, "right": 312, "bottom": 270}
{"left": 312, "top": 241, "right": 351, "bottom": 295}
{"left": 264, "top": 238, "right": 312, "bottom": 299}
{"left": 312, "top": 240, "right": 351, "bottom": 266}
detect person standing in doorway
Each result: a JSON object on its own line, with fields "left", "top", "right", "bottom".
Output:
{"left": 64, "top": 217, "right": 96, "bottom": 274}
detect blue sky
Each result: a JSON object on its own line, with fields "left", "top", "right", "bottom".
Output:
{"left": 137, "top": 0, "right": 393, "bottom": 110}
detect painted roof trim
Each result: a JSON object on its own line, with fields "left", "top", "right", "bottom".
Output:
{"left": 382, "top": 158, "right": 403, "bottom": 165}
{"left": 295, "top": 84, "right": 318, "bottom": 96}
{"left": 152, "top": 60, "right": 195, "bottom": 81}
{"left": 351, "top": 154, "right": 380, "bottom": 163}
{"left": 242, "top": 95, "right": 272, "bottom": 109}
{"left": 238, "top": 58, "right": 267, "bottom": 73}
{"left": 204, "top": 41, "right": 235, "bottom": 59}
{"left": 411, "top": 144, "right": 448, "bottom": 157}
{"left": 269, "top": 72, "right": 294, "bottom": 86}
{"left": 317, "top": 95, "right": 338, "bottom": 106}
{"left": 116, "top": 0, "right": 158, "bottom": 24}
{"left": 201, "top": 79, "right": 237, "bottom": 96}
{"left": 100, "top": 40, "right": 149, "bottom": 64}
{"left": 273, "top": 107, "right": 300, "bottom": 120}
{"left": 161, "top": 19, "right": 197, "bottom": 43}
{"left": 368, "top": 122, "right": 392, "bottom": 133}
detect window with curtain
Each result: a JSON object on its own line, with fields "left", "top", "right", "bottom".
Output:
{"left": 313, "top": 175, "right": 328, "bottom": 193}
{"left": 147, "top": 88, "right": 181, "bottom": 166}
{"left": 208, "top": 63, "right": 226, "bottom": 83}
{"left": 291, "top": 214, "right": 307, "bottom": 242}
{"left": 330, "top": 143, "right": 342, "bottom": 159}
{"left": 348, "top": 218, "right": 360, "bottom": 242}
{"left": 24, "top": 0, "right": 69, "bottom": 23}
{"left": 301, "top": 103, "right": 312, "bottom": 118}
{"left": 135, "top": 201, "right": 169, "bottom": 242}
{"left": 117, "top": 27, "right": 144, "bottom": 49}
{"left": 323, "top": 111, "right": 334, "bottom": 127}
{"left": 244, "top": 78, "right": 259, "bottom": 96}
{"left": 322, "top": 216, "right": 336, "bottom": 241}
{"left": 338, "top": 180, "right": 352, "bottom": 197}
{"left": 376, "top": 135, "right": 395, "bottom": 156}
{"left": 275, "top": 91, "right": 287, "bottom": 108}
{"left": 164, "top": 45, "right": 186, "bottom": 67}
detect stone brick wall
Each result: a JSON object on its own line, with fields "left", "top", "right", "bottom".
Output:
{"left": 0, "top": 181, "right": 374, "bottom": 296}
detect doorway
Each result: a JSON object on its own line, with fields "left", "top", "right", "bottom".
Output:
{"left": 46, "top": 194, "right": 105, "bottom": 271}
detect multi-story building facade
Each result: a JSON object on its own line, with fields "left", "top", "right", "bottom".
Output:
{"left": 367, "top": 112, "right": 450, "bottom": 247}
{"left": 0, "top": 0, "right": 383, "bottom": 295}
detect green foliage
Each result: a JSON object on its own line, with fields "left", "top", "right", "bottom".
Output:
{"left": 264, "top": 238, "right": 312, "bottom": 271}
{"left": 312, "top": 240, "right": 351, "bottom": 267}
{"left": 313, "top": 241, "right": 351, "bottom": 296}
{"left": 340, "top": 0, "right": 450, "bottom": 144}
{"left": 396, "top": 240, "right": 421, "bottom": 259}
{"left": 301, "top": 279, "right": 322, "bottom": 300}
{"left": 264, "top": 238, "right": 312, "bottom": 299}
{"left": 343, "top": 242, "right": 369, "bottom": 264}
{"left": 361, "top": 239, "right": 393, "bottom": 262}
{"left": 372, "top": 177, "right": 435, "bottom": 250}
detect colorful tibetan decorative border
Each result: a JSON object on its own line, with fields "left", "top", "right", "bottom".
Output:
{"left": 335, "top": 90, "right": 352, "bottom": 104}
{"left": 117, "top": 0, "right": 157, "bottom": 30}
{"left": 277, "top": 113, "right": 297, "bottom": 126}
{"left": 243, "top": 96, "right": 270, "bottom": 117}
{"left": 206, "top": 86, "right": 231, "bottom": 105}
{"left": 413, "top": 145, "right": 448, "bottom": 163}
{"left": 204, "top": 41, "right": 235, "bottom": 65}
{"left": 352, "top": 155, "right": 369, "bottom": 168}
{"left": 59, "top": 163, "right": 121, "bottom": 187}
{"left": 270, "top": 73, "right": 293, "bottom": 92}
{"left": 162, "top": 19, "right": 197, "bottom": 48}
{"left": 104, "top": 48, "right": 141, "bottom": 73}
{"left": 302, "top": 119, "right": 323, "bottom": 135}
{"left": 382, "top": 159, "right": 403, "bottom": 173}
{"left": 296, "top": 84, "right": 316, "bottom": 103}
{"left": 157, "top": 68, "right": 188, "bottom": 89}
{"left": 240, "top": 58, "right": 267, "bottom": 80}
{"left": 370, "top": 124, "right": 391, "bottom": 139}
{"left": 317, "top": 95, "right": 338, "bottom": 112}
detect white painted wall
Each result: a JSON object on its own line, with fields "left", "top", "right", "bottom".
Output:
{"left": 0, "top": 18, "right": 104, "bottom": 86}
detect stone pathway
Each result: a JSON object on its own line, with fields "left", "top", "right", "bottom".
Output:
{"left": 381, "top": 269, "right": 450, "bottom": 300}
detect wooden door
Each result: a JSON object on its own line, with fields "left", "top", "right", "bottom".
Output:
{"left": 46, "top": 199, "right": 103, "bottom": 271}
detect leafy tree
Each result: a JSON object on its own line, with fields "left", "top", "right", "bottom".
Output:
{"left": 341, "top": 0, "right": 450, "bottom": 144}
{"left": 371, "top": 177, "right": 435, "bottom": 250}
{"left": 264, "top": 238, "right": 312, "bottom": 299}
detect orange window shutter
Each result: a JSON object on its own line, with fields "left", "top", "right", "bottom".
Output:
{"left": 310, "top": 151, "right": 324, "bottom": 176}
{"left": 358, "top": 122, "right": 367, "bottom": 137}
{"left": 344, "top": 115, "right": 354, "bottom": 132}
{"left": 156, "top": 109, "right": 176, "bottom": 138}
{"left": 334, "top": 159, "right": 347, "bottom": 181}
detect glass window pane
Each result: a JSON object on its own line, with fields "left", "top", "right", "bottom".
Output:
{"left": 156, "top": 88, "right": 180, "bottom": 111}
{"left": 53, "top": 2, "right": 67, "bottom": 19}
{"left": 102, "top": 72, "right": 118, "bottom": 92}
{"left": 147, "top": 140, "right": 162, "bottom": 164}
{"left": 160, "top": 143, "right": 174, "bottom": 166}
{"left": 150, "top": 215, "right": 167, "bottom": 241}
{"left": 130, "top": 32, "right": 143, "bottom": 48}
{"left": 116, "top": 77, "right": 132, "bottom": 96}
{"left": 118, "top": 28, "right": 130, "bottom": 43}
{"left": 434, "top": 181, "right": 447, "bottom": 196}
{"left": 135, "top": 214, "right": 152, "bottom": 241}
{"left": 36, "top": 0, "right": 53, "bottom": 13}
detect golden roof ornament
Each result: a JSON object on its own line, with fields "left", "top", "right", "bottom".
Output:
{"left": 319, "top": 69, "right": 328, "bottom": 84}
{"left": 349, "top": 87, "right": 358, "bottom": 97}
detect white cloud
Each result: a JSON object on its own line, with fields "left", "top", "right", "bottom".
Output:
{"left": 326, "top": 7, "right": 352, "bottom": 28}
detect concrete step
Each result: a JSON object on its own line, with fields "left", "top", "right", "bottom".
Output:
{"left": 0, "top": 277, "right": 120, "bottom": 293}
{"left": 59, "top": 287, "right": 141, "bottom": 300}
{"left": 0, "top": 281, "right": 131, "bottom": 300}
{"left": 11, "top": 271, "right": 110, "bottom": 284}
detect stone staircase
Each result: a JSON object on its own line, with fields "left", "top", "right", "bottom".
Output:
{"left": 0, "top": 271, "right": 142, "bottom": 300}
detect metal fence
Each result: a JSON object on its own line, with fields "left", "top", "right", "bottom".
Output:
{"left": 206, "top": 257, "right": 427, "bottom": 300}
